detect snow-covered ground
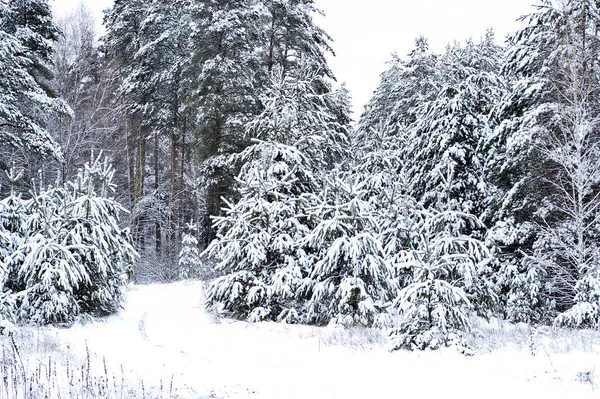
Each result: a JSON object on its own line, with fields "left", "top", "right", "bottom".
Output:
{"left": 4, "top": 280, "right": 600, "bottom": 398}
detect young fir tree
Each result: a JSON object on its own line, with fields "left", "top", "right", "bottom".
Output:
{"left": 178, "top": 222, "right": 202, "bottom": 280}
{"left": 61, "top": 157, "right": 137, "bottom": 316}
{"left": 3, "top": 157, "right": 136, "bottom": 324}
{"left": 0, "top": 168, "right": 26, "bottom": 322}
{"left": 389, "top": 207, "right": 494, "bottom": 351}
{"left": 205, "top": 65, "right": 349, "bottom": 323}
{"left": 6, "top": 178, "right": 85, "bottom": 324}
{"left": 302, "top": 173, "right": 397, "bottom": 327}
{"left": 350, "top": 123, "right": 416, "bottom": 291}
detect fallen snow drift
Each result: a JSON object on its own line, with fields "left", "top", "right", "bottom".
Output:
{"left": 3, "top": 280, "right": 600, "bottom": 398}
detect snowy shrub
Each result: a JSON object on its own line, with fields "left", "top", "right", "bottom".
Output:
{"left": 389, "top": 210, "right": 495, "bottom": 351}
{"left": 554, "top": 274, "right": 600, "bottom": 329}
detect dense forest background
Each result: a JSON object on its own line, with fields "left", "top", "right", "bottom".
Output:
{"left": 1, "top": 0, "right": 599, "bottom": 351}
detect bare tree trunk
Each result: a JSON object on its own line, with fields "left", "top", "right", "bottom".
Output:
{"left": 126, "top": 118, "right": 137, "bottom": 207}
{"left": 136, "top": 124, "right": 148, "bottom": 250}
{"left": 170, "top": 129, "right": 181, "bottom": 247}
{"left": 154, "top": 129, "right": 161, "bottom": 255}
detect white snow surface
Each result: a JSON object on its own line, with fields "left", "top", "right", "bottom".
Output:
{"left": 26, "top": 280, "right": 600, "bottom": 398}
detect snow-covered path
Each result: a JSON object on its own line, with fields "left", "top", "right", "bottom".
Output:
{"left": 54, "top": 281, "right": 600, "bottom": 398}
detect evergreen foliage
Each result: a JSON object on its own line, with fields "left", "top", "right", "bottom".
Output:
{"left": 0, "top": 26, "right": 69, "bottom": 160}
{"left": 304, "top": 174, "right": 396, "bottom": 327}
{"left": 205, "top": 65, "right": 348, "bottom": 323}
{"left": 389, "top": 210, "right": 494, "bottom": 351}
{"left": 407, "top": 33, "right": 505, "bottom": 215}
{"left": 178, "top": 222, "right": 202, "bottom": 280}
{"left": 0, "top": 158, "right": 136, "bottom": 325}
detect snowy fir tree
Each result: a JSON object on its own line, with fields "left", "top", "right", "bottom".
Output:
{"left": 350, "top": 122, "right": 416, "bottom": 291}
{"left": 0, "top": 168, "right": 27, "bottom": 322}
{"left": 205, "top": 65, "right": 349, "bottom": 323}
{"left": 178, "top": 222, "right": 202, "bottom": 280}
{"left": 204, "top": 139, "right": 317, "bottom": 322}
{"left": 0, "top": 16, "right": 70, "bottom": 162}
{"left": 389, "top": 209, "right": 495, "bottom": 351}
{"left": 1, "top": 157, "right": 136, "bottom": 324}
{"left": 406, "top": 33, "right": 505, "bottom": 217}
{"left": 303, "top": 173, "right": 397, "bottom": 327}
{"left": 59, "top": 157, "right": 137, "bottom": 317}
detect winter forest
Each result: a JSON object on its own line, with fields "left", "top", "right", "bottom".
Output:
{"left": 1, "top": 0, "right": 600, "bottom": 357}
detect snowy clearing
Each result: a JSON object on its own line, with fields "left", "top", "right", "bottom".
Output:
{"left": 2, "top": 280, "right": 600, "bottom": 399}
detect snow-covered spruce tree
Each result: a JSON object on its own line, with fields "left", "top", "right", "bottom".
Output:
{"left": 3, "top": 175, "right": 83, "bottom": 324}
{"left": 205, "top": 141, "right": 317, "bottom": 322}
{"left": 484, "top": 0, "right": 600, "bottom": 325}
{"left": 61, "top": 157, "right": 137, "bottom": 316}
{"left": 4, "top": 157, "right": 136, "bottom": 324}
{"left": 389, "top": 208, "right": 495, "bottom": 351}
{"left": 0, "top": 168, "right": 27, "bottom": 322}
{"left": 406, "top": 32, "right": 505, "bottom": 217}
{"left": 358, "top": 36, "right": 439, "bottom": 142}
{"left": 178, "top": 222, "right": 202, "bottom": 280}
{"left": 205, "top": 66, "right": 349, "bottom": 323}
{"left": 0, "top": 25, "right": 69, "bottom": 163}
{"left": 302, "top": 173, "right": 397, "bottom": 327}
{"left": 351, "top": 120, "right": 418, "bottom": 296}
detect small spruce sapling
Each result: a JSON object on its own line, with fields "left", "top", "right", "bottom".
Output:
{"left": 178, "top": 222, "right": 202, "bottom": 280}
{"left": 3, "top": 157, "right": 136, "bottom": 324}
{"left": 389, "top": 209, "right": 493, "bottom": 351}
{"left": 304, "top": 174, "right": 396, "bottom": 327}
